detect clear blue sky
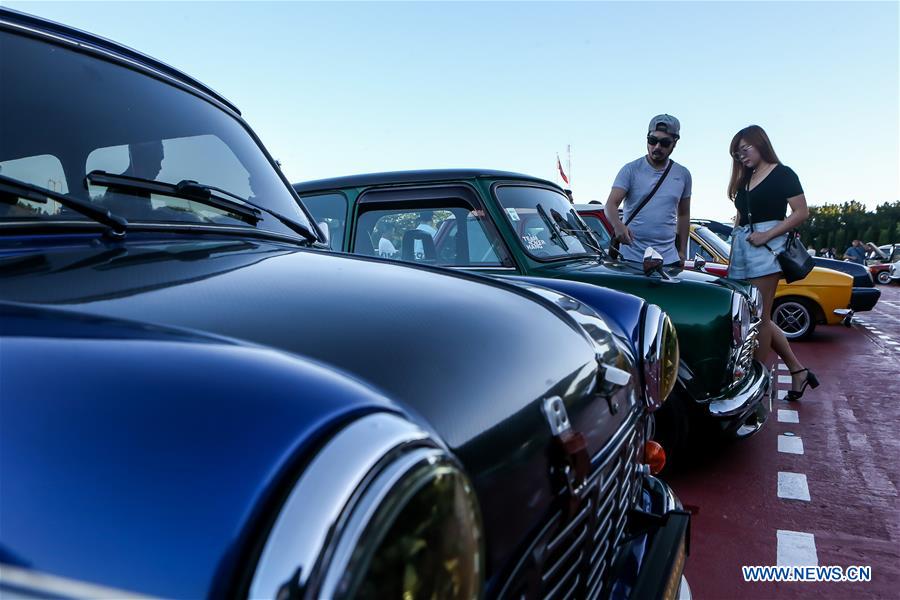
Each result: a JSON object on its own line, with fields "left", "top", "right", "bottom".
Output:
{"left": 7, "top": 1, "right": 898, "bottom": 221}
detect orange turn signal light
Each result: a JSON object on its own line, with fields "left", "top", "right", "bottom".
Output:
{"left": 644, "top": 440, "right": 666, "bottom": 475}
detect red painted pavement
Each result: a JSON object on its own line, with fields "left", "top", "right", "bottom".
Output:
{"left": 666, "top": 284, "right": 900, "bottom": 599}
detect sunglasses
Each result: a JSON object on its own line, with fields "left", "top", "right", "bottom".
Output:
{"left": 647, "top": 135, "right": 674, "bottom": 148}
{"left": 732, "top": 144, "right": 754, "bottom": 159}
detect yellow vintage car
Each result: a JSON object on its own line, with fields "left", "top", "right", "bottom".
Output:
{"left": 687, "top": 224, "right": 853, "bottom": 340}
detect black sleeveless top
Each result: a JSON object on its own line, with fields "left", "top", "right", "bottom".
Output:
{"left": 734, "top": 164, "right": 803, "bottom": 226}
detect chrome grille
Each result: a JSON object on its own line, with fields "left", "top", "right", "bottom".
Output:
{"left": 499, "top": 422, "right": 644, "bottom": 599}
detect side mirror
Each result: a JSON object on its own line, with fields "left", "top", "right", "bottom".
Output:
{"left": 693, "top": 254, "right": 707, "bottom": 270}
{"left": 317, "top": 221, "right": 330, "bottom": 246}
{"left": 642, "top": 246, "right": 665, "bottom": 276}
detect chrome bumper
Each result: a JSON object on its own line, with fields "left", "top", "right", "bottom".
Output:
{"left": 706, "top": 359, "right": 770, "bottom": 438}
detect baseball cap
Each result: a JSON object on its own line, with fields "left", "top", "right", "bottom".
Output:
{"left": 648, "top": 114, "right": 681, "bottom": 138}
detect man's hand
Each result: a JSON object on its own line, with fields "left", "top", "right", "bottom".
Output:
{"left": 677, "top": 250, "right": 686, "bottom": 268}
{"left": 614, "top": 222, "right": 634, "bottom": 245}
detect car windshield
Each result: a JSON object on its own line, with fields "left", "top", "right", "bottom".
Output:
{"left": 494, "top": 185, "right": 598, "bottom": 260}
{"left": 0, "top": 28, "right": 312, "bottom": 237}
{"left": 695, "top": 226, "right": 732, "bottom": 260}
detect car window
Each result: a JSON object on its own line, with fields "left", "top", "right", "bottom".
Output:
{"left": 1, "top": 29, "right": 312, "bottom": 237}
{"left": 355, "top": 205, "right": 509, "bottom": 266}
{"left": 580, "top": 215, "right": 612, "bottom": 247}
{"left": 0, "top": 154, "right": 68, "bottom": 217}
{"left": 494, "top": 186, "right": 595, "bottom": 260}
{"left": 689, "top": 237, "right": 716, "bottom": 263}
{"left": 301, "top": 193, "right": 348, "bottom": 250}
{"left": 694, "top": 226, "right": 732, "bottom": 260}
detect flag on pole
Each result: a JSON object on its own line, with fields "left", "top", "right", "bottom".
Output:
{"left": 556, "top": 154, "right": 569, "bottom": 185}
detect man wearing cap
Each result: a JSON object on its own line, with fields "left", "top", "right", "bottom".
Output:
{"left": 604, "top": 114, "right": 692, "bottom": 266}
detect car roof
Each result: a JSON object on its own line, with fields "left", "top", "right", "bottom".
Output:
{"left": 293, "top": 169, "right": 559, "bottom": 194}
{"left": 0, "top": 7, "right": 240, "bottom": 116}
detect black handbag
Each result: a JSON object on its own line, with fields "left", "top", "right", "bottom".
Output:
{"left": 747, "top": 182, "right": 813, "bottom": 283}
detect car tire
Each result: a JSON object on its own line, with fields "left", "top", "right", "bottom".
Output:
{"left": 773, "top": 298, "right": 817, "bottom": 340}
{"left": 652, "top": 391, "right": 691, "bottom": 469}
{"left": 877, "top": 271, "right": 891, "bottom": 285}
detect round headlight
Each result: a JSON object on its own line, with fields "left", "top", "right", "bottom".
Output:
{"left": 248, "top": 413, "right": 484, "bottom": 600}
{"left": 641, "top": 304, "right": 680, "bottom": 411}
{"left": 325, "top": 450, "right": 482, "bottom": 599}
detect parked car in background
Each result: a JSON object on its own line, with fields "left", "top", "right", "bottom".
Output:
{"left": 689, "top": 219, "right": 883, "bottom": 292}
{"left": 0, "top": 9, "right": 692, "bottom": 599}
{"left": 296, "top": 171, "right": 771, "bottom": 458}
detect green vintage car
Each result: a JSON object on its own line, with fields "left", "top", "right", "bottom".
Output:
{"left": 295, "top": 169, "right": 770, "bottom": 455}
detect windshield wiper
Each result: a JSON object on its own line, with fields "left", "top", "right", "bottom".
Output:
{"left": 0, "top": 174, "right": 128, "bottom": 236}
{"left": 85, "top": 171, "right": 319, "bottom": 245}
{"left": 536, "top": 204, "right": 569, "bottom": 251}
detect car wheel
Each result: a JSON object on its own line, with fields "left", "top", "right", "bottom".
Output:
{"left": 773, "top": 298, "right": 817, "bottom": 340}
{"left": 652, "top": 391, "right": 690, "bottom": 468}
{"left": 877, "top": 271, "right": 891, "bottom": 285}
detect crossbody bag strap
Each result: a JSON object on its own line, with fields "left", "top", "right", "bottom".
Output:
{"left": 624, "top": 159, "right": 675, "bottom": 226}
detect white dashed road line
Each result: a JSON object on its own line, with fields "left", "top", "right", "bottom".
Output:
{"left": 777, "top": 409, "right": 799, "bottom": 423}
{"left": 777, "top": 472, "right": 811, "bottom": 501}
{"left": 777, "top": 375, "right": 792, "bottom": 384}
{"left": 777, "top": 530, "right": 819, "bottom": 566}
{"left": 778, "top": 434, "right": 804, "bottom": 454}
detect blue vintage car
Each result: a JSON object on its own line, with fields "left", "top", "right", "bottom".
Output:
{"left": 0, "top": 8, "right": 689, "bottom": 599}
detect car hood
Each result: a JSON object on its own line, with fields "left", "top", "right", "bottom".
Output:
{"left": 0, "top": 301, "right": 396, "bottom": 599}
{"left": 1, "top": 234, "right": 608, "bottom": 585}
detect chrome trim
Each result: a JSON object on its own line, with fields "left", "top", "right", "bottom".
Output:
{"left": 0, "top": 564, "right": 157, "bottom": 599}
{"left": 248, "top": 413, "right": 431, "bottom": 598}
{"left": 318, "top": 448, "right": 477, "bottom": 598}
{"left": 677, "top": 575, "right": 693, "bottom": 600}
{"left": 641, "top": 304, "right": 665, "bottom": 411}
{"left": 708, "top": 360, "right": 770, "bottom": 417}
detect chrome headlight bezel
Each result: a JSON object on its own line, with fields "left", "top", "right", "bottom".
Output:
{"left": 248, "top": 413, "right": 484, "bottom": 600}
{"left": 641, "top": 304, "right": 680, "bottom": 412}
{"left": 731, "top": 292, "right": 751, "bottom": 347}
{"left": 748, "top": 286, "right": 763, "bottom": 319}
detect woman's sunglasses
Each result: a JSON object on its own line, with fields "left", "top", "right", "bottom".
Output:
{"left": 732, "top": 144, "right": 754, "bottom": 159}
{"left": 647, "top": 135, "right": 674, "bottom": 148}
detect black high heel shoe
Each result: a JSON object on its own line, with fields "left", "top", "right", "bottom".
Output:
{"left": 785, "top": 368, "right": 819, "bottom": 401}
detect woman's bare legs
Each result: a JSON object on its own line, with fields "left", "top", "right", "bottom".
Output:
{"left": 750, "top": 273, "right": 808, "bottom": 391}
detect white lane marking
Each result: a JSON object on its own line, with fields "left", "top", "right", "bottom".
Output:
{"left": 777, "top": 363, "right": 789, "bottom": 372}
{"left": 778, "top": 409, "right": 799, "bottom": 423}
{"left": 778, "top": 472, "right": 811, "bottom": 501}
{"left": 777, "top": 530, "right": 819, "bottom": 566}
{"left": 778, "top": 375, "right": 793, "bottom": 384}
{"left": 777, "top": 389, "right": 788, "bottom": 400}
{"left": 778, "top": 435, "right": 804, "bottom": 454}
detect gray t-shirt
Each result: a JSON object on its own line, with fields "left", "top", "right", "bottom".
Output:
{"left": 612, "top": 157, "right": 692, "bottom": 263}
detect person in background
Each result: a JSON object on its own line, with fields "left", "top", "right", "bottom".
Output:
{"left": 819, "top": 247, "right": 833, "bottom": 258}
{"left": 807, "top": 245, "right": 817, "bottom": 256}
{"left": 727, "top": 124, "right": 818, "bottom": 402}
{"left": 376, "top": 220, "right": 397, "bottom": 258}
{"left": 604, "top": 114, "right": 692, "bottom": 266}
{"left": 844, "top": 239, "right": 866, "bottom": 264}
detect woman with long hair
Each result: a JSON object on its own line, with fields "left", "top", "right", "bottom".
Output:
{"left": 728, "top": 125, "right": 818, "bottom": 401}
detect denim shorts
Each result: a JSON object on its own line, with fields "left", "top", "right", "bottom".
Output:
{"left": 729, "top": 220, "right": 788, "bottom": 280}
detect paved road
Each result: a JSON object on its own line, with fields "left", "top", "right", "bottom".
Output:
{"left": 667, "top": 284, "right": 900, "bottom": 599}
